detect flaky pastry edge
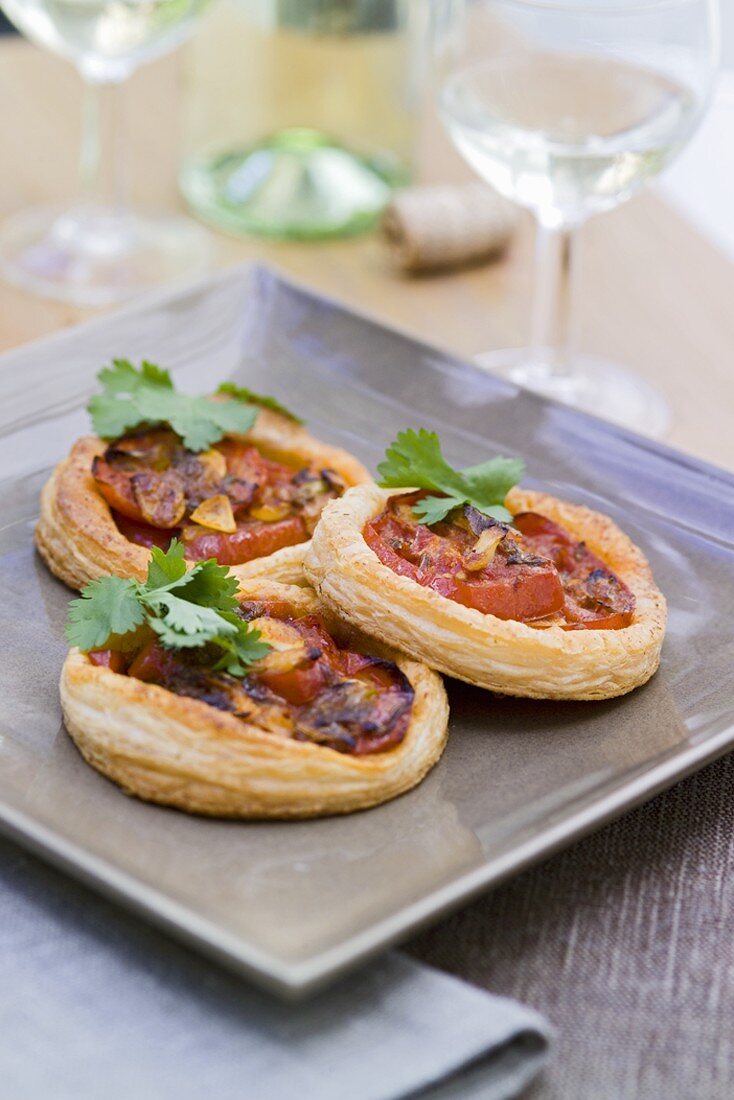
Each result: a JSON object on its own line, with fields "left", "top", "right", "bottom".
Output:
{"left": 304, "top": 484, "right": 667, "bottom": 700}
{"left": 36, "top": 407, "right": 370, "bottom": 591}
{"left": 60, "top": 580, "right": 449, "bottom": 818}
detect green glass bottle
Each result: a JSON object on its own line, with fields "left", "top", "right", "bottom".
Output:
{"left": 180, "top": 0, "right": 422, "bottom": 240}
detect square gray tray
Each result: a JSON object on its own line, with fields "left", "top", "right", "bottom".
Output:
{"left": 1, "top": 264, "right": 732, "bottom": 997}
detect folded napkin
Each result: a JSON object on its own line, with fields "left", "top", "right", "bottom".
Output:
{"left": 0, "top": 837, "right": 550, "bottom": 1100}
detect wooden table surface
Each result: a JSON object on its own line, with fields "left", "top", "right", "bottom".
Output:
{"left": 1, "top": 37, "right": 733, "bottom": 471}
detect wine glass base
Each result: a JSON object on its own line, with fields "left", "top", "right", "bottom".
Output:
{"left": 180, "top": 128, "right": 406, "bottom": 241}
{"left": 476, "top": 348, "right": 670, "bottom": 439}
{"left": 0, "top": 204, "right": 214, "bottom": 307}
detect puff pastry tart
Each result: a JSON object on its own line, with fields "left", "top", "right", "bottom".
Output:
{"left": 36, "top": 363, "right": 368, "bottom": 592}
{"left": 304, "top": 431, "right": 666, "bottom": 701}
{"left": 61, "top": 551, "right": 448, "bottom": 818}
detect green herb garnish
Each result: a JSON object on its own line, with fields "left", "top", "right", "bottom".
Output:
{"left": 66, "top": 541, "right": 270, "bottom": 677}
{"left": 377, "top": 428, "right": 524, "bottom": 526}
{"left": 216, "top": 381, "right": 303, "bottom": 425}
{"left": 88, "top": 359, "right": 298, "bottom": 452}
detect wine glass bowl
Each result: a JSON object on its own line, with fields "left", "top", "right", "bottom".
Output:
{"left": 1, "top": 0, "right": 205, "bottom": 79}
{"left": 436, "top": 0, "right": 720, "bottom": 436}
{"left": 0, "top": 0, "right": 212, "bottom": 305}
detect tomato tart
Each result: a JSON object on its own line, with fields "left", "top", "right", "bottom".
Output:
{"left": 61, "top": 566, "right": 448, "bottom": 818}
{"left": 36, "top": 364, "right": 369, "bottom": 591}
{"left": 304, "top": 432, "right": 666, "bottom": 701}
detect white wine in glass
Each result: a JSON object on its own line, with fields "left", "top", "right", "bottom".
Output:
{"left": 0, "top": 0, "right": 212, "bottom": 305}
{"left": 436, "top": 0, "right": 720, "bottom": 437}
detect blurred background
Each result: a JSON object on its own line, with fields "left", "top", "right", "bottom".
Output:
{"left": 660, "top": 0, "right": 734, "bottom": 256}
{"left": 0, "top": 0, "right": 732, "bottom": 463}
{"left": 1, "top": 2, "right": 732, "bottom": 63}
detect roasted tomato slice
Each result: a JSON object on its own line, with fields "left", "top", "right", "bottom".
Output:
{"left": 364, "top": 495, "right": 634, "bottom": 629}
{"left": 92, "top": 431, "right": 182, "bottom": 523}
{"left": 445, "top": 570, "right": 565, "bottom": 620}
{"left": 259, "top": 661, "right": 330, "bottom": 706}
{"left": 363, "top": 522, "right": 421, "bottom": 582}
{"left": 181, "top": 516, "right": 307, "bottom": 565}
{"left": 215, "top": 440, "right": 295, "bottom": 485}
{"left": 118, "top": 606, "right": 414, "bottom": 757}
{"left": 92, "top": 456, "right": 145, "bottom": 523}
{"left": 98, "top": 428, "right": 344, "bottom": 567}
{"left": 364, "top": 504, "right": 564, "bottom": 622}
{"left": 127, "top": 639, "right": 179, "bottom": 683}
{"left": 112, "top": 510, "right": 177, "bottom": 551}
{"left": 336, "top": 650, "right": 382, "bottom": 678}
{"left": 88, "top": 649, "right": 127, "bottom": 673}
{"left": 514, "top": 512, "right": 635, "bottom": 629}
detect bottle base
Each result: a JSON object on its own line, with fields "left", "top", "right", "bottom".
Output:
{"left": 180, "top": 128, "right": 407, "bottom": 241}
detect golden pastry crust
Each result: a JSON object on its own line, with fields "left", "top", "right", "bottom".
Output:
{"left": 304, "top": 484, "right": 667, "bottom": 701}
{"left": 36, "top": 408, "right": 370, "bottom": 592}
{"left": 60, "top": 581, "right": 449, "bottom": 819}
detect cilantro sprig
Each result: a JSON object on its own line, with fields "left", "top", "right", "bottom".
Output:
{"left": 66, "top": 541, "right": 270, "bottom": 677}
{"left": 216, "top": 382, "right": 303, "bottom": 425}
{"left": 88, "top": 360, "right": 300, "bottom": 451}
{"left": 377, "top": 429, "right": 524, "bottom": 526}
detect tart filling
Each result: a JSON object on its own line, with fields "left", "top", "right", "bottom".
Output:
{"left": 92, "top": 428, "right": 346, "bottom": 565}
{"left": 363, "top": 492, "right": 635, "bottom": 630}
{"left": 89, "top": 598, "right": 414, "bottom": 756}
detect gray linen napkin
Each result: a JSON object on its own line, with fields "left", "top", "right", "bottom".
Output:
{"left": 0, "top": 838, "right": 550, "bottom": 1099}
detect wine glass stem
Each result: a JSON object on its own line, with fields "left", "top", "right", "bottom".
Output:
{"left": 529, "top": 217, "right": 578, "bottom": 379}
{"left": 79, "top": 77, "right": 127, "bottom": 217}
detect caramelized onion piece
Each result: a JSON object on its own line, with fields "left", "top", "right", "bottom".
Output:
{"left": 189, "top": 494, "right": 237, "bottom": 533}
{"left": 131, "top": 470, "right": 186, "bottom": 528}
{"left": 197, "top": 448, "right": 227, "bottom": 480}
{"left": 252, "top": 617, "right": 316, "bottom": 674}
{"left": 250, "top": 502, "right": 292, "bottom": 522}
{"left": 462, "top": 527, "right": 505, "bottom": 571}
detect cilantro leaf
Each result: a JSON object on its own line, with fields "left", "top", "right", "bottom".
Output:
{"left": 128, "top": 385, "right": 258, "bottom": 452}
{"left": 144, "top": 592, "right": 232, "bottom": 638}
{"left": 88, "top": 360, "right": 259, "bottom": 451}
{"left": 87, "top": 359, "right": 175, "bottom": 439}
{"left": 98, "top": 358, "right": 173, "bottom": 394}
{"left": 378, "top": 429, "right": 452, "bottom": 493}
{"left": 64, "top": 544, "right": 270, "bottom": 677}
{"left": 412, "top": 495, "right": 513, "bottom": 525}
{"left": 66, "top": 576, "right": 145, "bottom": 650}
{"left": 147, "top": 619, "right": 218, "bottom": 649}
{"left": 140, "top": 556, "right": 241, "bottom": 645}
{"left": 136, "top": 360, "right": 174, "bottom": 390}
{"left": 146, "top": 539, "right": 188, "bottom": 589}
{"left": 377, "top": 429, "right": 524, "bottom": 526}
{"left": 175, "top": 558, "right": 240, "bottom": 610}
{"left": 145, "top": 547, "right": 239, "bottom": 609}
{"left": 146, "top": 599, "right": 236, "bottom": 649}
{"left": 87, "top": 393, "right": 143, "bottom": 441}
{"left": 216, "top": 382, "right": 304, "bottom": 425}
{"left": 411, "top": 495, "right": 460, "bottom": 526}
{"left": 212, "top": 618, "right": 271, "bottom": 677}
{"left": 459, "top": 455, "right": 525, "bottom": 506}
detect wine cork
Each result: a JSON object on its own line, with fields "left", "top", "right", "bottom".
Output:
{"left": 381, "top": 182, "right": 521, "bottom": 274}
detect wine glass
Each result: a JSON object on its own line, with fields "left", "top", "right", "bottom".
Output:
{"left": 435, "top": 0, "right": 720, "bottom": 436}
{"left": 0, "top": 0, "right": 213, "bottom": 306}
